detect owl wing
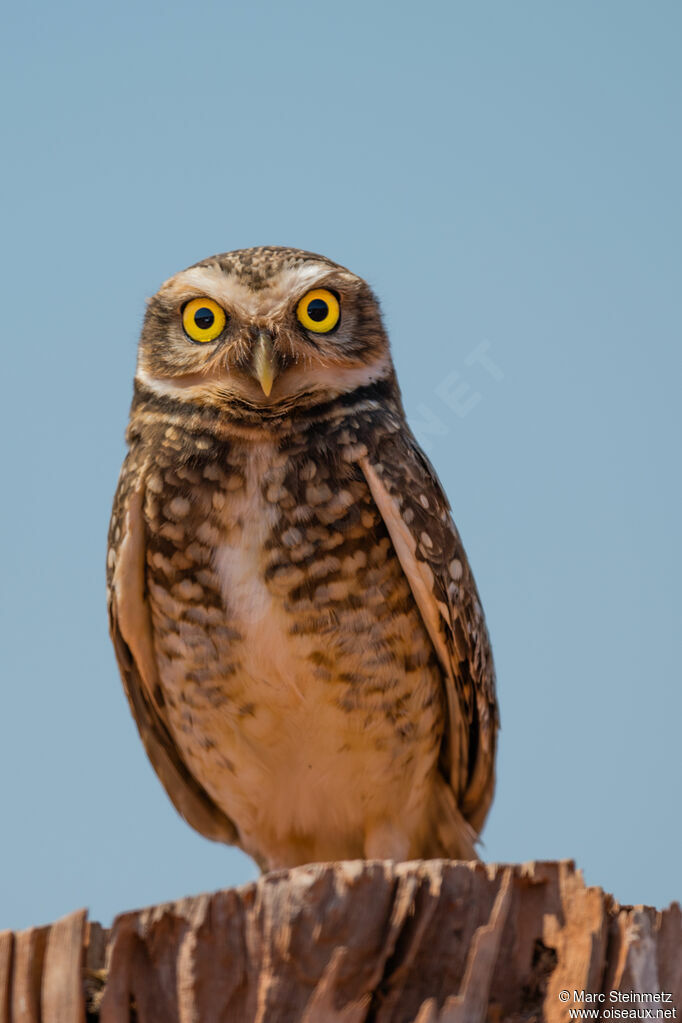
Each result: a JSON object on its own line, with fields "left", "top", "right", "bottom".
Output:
{"left": 359, "top": 430, "right": 498, "bottom": 835}
{"left": 107, "top": 453, "right": 238, "bottom": 845}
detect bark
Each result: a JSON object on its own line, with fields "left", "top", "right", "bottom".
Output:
{"left": 0, "top": 860, "right": 679, "bottom": 1022}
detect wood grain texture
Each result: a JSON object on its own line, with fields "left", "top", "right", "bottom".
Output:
{"left": 0, "top": 932, "right": 13, "bottom": 1023}
{"left": 41, "top": 910, "right": 86, "bottom": 1023}
{"left": 10, "top": 925, "right": 48, "bottom": 1023}
{"left": 2, "top": 862, "right": 681, "bottom": 1022}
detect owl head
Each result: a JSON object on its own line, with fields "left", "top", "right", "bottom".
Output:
{"left": 135, "top": 247, "right": 395, "bottom": 417}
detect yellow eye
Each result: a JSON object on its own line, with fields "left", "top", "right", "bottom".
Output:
{"left": 296, "top": 289, "right": 340, "bottom": 333}
{"left": 182, "top": 297, "right": 227, "bottom": 343}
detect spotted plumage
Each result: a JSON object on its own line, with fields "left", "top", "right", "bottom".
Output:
{"left": 107, "top": 246, "right": 498, "bottom": 870}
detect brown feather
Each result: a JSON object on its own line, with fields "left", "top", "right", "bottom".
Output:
{"left": 108, "top": 461, "right": 238, "bottom": 845}
{"left": 359, "top": 428, "right": 498, "bottom": 834}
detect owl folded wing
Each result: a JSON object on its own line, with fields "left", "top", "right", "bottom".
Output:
{"left": 359, "top": 434, "right": 498, "bottom": 834}
{"left": 107, "top": 464, "right": 238, "bottom": 845}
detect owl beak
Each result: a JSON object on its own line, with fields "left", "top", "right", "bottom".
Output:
{"left": 252, "top": 331, "right": 278, "bottom": 397}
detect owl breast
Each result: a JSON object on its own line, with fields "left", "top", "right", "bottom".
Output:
{"left": 144, "top": 436, "right": 445, "bottom": 868}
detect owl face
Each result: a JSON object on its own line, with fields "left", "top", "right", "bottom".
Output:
{"left": 135, "top": 247, "right": 393, "bottom": 414}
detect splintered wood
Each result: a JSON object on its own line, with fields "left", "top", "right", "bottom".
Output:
{"left": 0, "top": 861, "right": 679, "bottom": 1022}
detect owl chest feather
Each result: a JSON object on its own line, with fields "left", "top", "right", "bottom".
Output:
{"left": 211, "top": 445, "right": 296, "bottom": 688}
{"left": 144, "top": 435, "right": 444, "bottom": 858}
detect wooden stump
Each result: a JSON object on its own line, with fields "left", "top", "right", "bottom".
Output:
{"left": 1, "top": 861, "right": 680, "bottom": 1022}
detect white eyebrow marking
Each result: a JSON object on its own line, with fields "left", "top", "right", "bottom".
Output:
{"left": 158, "top": 263, "right": 355, "bottom": 320}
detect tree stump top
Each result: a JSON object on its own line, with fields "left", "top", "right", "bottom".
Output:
{"left": 1, "top": 859, "right": 680, "bottom": 1022}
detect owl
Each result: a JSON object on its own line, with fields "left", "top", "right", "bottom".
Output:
{"left": 107, "top": 246, "right": 498, "bottom": 871}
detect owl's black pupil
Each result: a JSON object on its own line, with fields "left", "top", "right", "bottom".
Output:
{"left": 307, "top": 298, "right": 329, "bottom": 322}
{"left": 194, "top": 307, "right": 215, "bottom": 330}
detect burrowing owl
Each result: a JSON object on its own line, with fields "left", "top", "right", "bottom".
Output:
{"left": 107, "top": 246, "right": 498, "bottom": 870}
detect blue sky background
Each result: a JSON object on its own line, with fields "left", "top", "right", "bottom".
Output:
{"left": 1, "top": 0, "right": 680, "bottom": 931}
